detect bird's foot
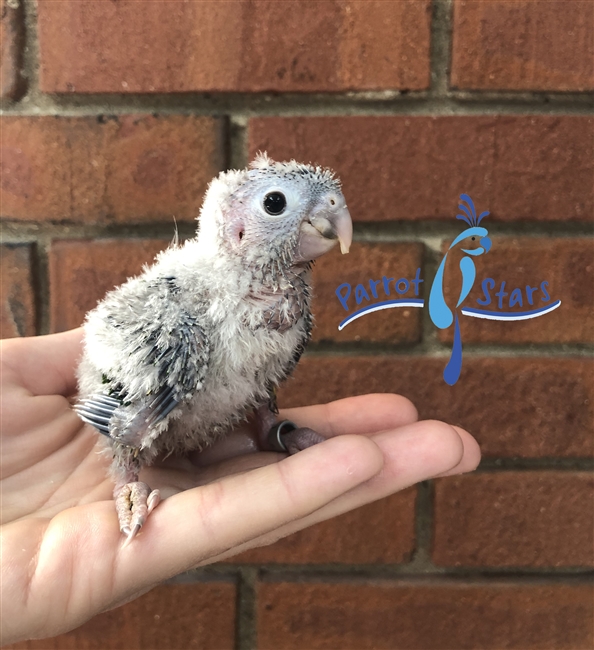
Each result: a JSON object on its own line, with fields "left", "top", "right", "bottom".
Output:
{"left": 115, "top": 482, "right": 161, "bottom": 545}
{"left": 267, "top": 420, "right": 325, "bottom": 455}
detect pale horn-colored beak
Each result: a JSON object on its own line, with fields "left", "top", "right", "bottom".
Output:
{"left": 296, "top": 205, "right": 353, "bottom": 262}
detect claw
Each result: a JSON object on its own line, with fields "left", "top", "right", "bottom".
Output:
{"left": 147, "top": 489, "right": 161, "bottom": 514}
{"left": 122, "top": 523, "right": 143, "bottom": 548}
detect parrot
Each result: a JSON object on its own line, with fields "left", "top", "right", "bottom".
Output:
{"left": 74, "top": 153, "right": 353, "bottom": 542}
{"left": 428, "top": 193, "right": 491, "bottom": 385}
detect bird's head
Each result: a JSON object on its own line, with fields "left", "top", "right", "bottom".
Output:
{"left": 196, "top": 153, "right": 352, "bottom": 270}
{"left": 448, "top": 226, "right": 492, "bottom": 257}
{"left": 451, "top": 193, "right": 491, "bottom": 256}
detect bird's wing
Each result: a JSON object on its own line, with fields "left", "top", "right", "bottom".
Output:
{"left": 456, "top": 256, "right": 476, "bottom": 308}
{"left": 76, "top": 280, "right": 209, "bottom": 447}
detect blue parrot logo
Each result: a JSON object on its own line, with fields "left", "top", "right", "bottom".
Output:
{"left": 429, "top": 194, "right": 492, "bottom": 386}
{"left": 334, "top": 192, "right": 561, "bottom": 385}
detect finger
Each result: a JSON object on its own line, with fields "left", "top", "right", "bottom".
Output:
{"left": 165, "top": 425, "right": 480, "bottom": 499}
{"left": 281, "top": 393, "right": 419, "bottom": 437}
{"left": 187, "top": 393, "right": 418, "bottom": 468}
{"left": 203, "top": 422, "right": 479, "bottom": 563}
{"left": 115, "top": 435, "right": 383, "bottom": 588}
{"left": 433, "top": 426, "right": 482, "bottom": 477}
{"left": 142, "top": 451, "right": 283, "bottom": 497}
{"left": 1, "top": 329, "right": 83, "bottom": 397}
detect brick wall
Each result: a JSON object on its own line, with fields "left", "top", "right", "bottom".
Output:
{"left": 2, "top": 0, "right": 592, "bottom": 648}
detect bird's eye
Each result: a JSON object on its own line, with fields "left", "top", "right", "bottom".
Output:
{"left": 263, "top": 192, "right": 287, "bottom": 215}
{"left": 471, "top": 237, "right": 476, "bottom": 241}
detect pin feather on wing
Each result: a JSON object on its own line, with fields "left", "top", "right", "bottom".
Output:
{"left": 76, "top": 274, "right": 210, "bottom": 451}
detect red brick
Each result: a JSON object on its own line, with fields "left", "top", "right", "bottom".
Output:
{"left": 231, "top": 489, "right": 416, "bottom": 564}
{"left": 0, "top": 0, "right": 25, "bottom": 100}
{"left": 488, "top": 116, "right": 593, "bottom": 222}
{"left": 278, "top": 356, "right": 594, "bottom": 459}
{"left": 250, "top": 116, "right": 593, "bottom": 222}
{"left": 0, "top": 243, "right": 36, "bottom": 338}
{"left": 433, "top": 472, "right": 594, "bottom": 567}
{"left": 0, "top": 116, "right": 224, "bottom": 223}
{"left": 37, "top": 1, "right": 431, "bottom": 93}
{"left": 49, "top": 238, "right": 169, "bottom": 332}
{"left": 6, "top": 582, "right": 236, "bottom": 649}
{"left": 311, "top": 243, "right": 423, "bottom": 344}
{"left": 257, "top": 580, "right": 594, "bottom": 650}
{"left": 439, "top": 237, "right": 594, "bottom": 344}
{"left": 452, "top": 0, "right": 594, "bottom": 91}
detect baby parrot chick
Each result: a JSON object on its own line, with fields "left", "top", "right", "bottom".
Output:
{"left": 75, "top": 154, "right": 353, "bottom": 542}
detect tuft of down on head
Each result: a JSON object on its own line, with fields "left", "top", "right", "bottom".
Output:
{"left": 195, "top": 153, "right": 352, "bottom": 270}
{"left": 248, "top": 151, "right": 339, "bottom": 188}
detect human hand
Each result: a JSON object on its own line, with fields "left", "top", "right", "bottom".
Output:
{"left": 0, "top": 330, "right": 480, "bottom": 644}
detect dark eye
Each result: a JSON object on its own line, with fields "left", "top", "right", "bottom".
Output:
{"left": 471, "top": 237, "right": 476, "bottom": 241}
{"left": 264, "top": 192, "right": 287, "bottom": 215}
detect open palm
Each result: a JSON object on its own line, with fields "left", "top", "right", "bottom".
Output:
{"left": 0, "top": 329, "right": 480, "bottom": 644}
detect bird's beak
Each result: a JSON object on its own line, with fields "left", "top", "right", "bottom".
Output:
{"left": 296, "top": 205, "right": 353, "bottom": 262}
{"left": 480, "top": 236, "right": 492, "bottom": 253}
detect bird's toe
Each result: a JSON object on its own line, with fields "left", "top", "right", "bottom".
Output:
{"left": 267, "top": 421, "right": 326, "bottom": 455}
{"left": 115, "top": 482, "right": 160, "bottom": 544}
